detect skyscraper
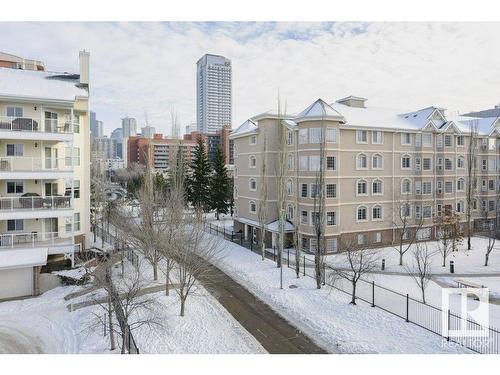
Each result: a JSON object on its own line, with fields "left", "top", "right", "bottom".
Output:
{"left": 122, "top": 117, "right": 137, "bottom": 137}
{"left": 90, "top": 111, "right": 103, "bottom": 138}
{"left": 196, "top": 54, "right": 232, "bottom": 134}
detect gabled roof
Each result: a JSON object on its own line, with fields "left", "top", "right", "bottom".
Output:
{"left": 229, "top": 119, "right": 258, "bottom": 138}
{"left": 294, "top": 98, "right": 345, "bottom": 122}
{"left": 453, "top": 116, "right": 500, "bottom": 136}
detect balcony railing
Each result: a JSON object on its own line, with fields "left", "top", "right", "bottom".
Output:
{"left": 0, "top": 196, "right": 72, "bottom": 211}
{"left": 0, "top": 116, "right": 78, "bottom": 134}
{"left": 0, "top": 231, "right": 72, "bottom": 249}
{"left": 0, "top": 157, "right": 73, "bottom": 172}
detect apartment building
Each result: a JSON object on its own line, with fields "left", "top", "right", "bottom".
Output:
{"left": 183, "top": 125, "right": 233, "bottom": 165}
{"left": 230, "top": 96, "right": 500, "bottom": 253}
{"left": 0, "top": 51, "right": 90, "bottom": 299}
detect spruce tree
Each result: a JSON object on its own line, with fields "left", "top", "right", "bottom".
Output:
{"left": 210, "top": 146, "right": 231, "bottom": 220}
{"left": 188, "top": 136, "right": 211, "bottom": 211}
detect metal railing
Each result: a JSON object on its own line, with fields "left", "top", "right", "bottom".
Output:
{"left": 0, "top": 231, "right": 71, "bottom": 248}
{"left": 0, "top": 157, "right": 74, "bottom": 172}
{"left": 0, "top": 116, "right": 77, "bottom": 133}
{"left": 0, "top": 196, "right": 72, "bottom": 211}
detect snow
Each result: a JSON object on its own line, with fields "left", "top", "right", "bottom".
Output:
{"left": 0, "top": 67, "right": 88, "bottom": 102}
{"left": 205, "top": 212, "right": 235, "bottom": 231}
{"left": 53, "top": 267, "right": 89, "bottom": 280}
{"left": 295, "top": 98, "right": 344, "bottom": 121}
{"left": 230, "top": 118, "right": 258, "bottom": 137}
{"left": 0, "top": 247, "right": 47, "bottom": 270}
{"left": 214, "top": 236, "right": 469, "bottom": 353}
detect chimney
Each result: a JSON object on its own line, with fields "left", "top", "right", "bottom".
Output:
{"left": 337, "top": 95, "right": 367, "bottom": 108}
{"left": 79, "top": 50, "right": 90, "bottom": 86}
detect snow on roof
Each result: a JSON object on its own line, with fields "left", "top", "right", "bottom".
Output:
{"left": 236, "top": 217, "right": 294, "bottom": 233}
{"left": 0, "top": 67, "right": 88, "bottom": 102}
{"left": 453, "top": 115, "right": 500, "bottom": 136}
{"left": 295, "top": 99, "right": 344, "bottom": 121}
{"left": 0, "top": 248, "right": 48, "bottom": 270}
{"left": 282, "top": 119, "right": 298, "bottom": 129}
{"left": 230, "top": 119, "right": 258, "bottom": 137}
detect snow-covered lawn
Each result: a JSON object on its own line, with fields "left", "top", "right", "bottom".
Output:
{"left": 0, "top": 259, "right": 265, "bottom": 354}
{"left": 215, "top": 237, "right": 470, "bottom": 354}
{"left": 205, "top": 212, "right": 234, "bottom": 231}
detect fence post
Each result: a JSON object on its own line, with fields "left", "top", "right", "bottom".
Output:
{"left": 303, "top": 255, "right": 306, "bottom": 276}
{"left": 250, "top": 240, "right": 253, "bottom": 251}
{"left": 240, "top": 232, "right": 243, "bottom": 246}
{"left": 231, "top": 231, "right": 234, "bottom": 242}
{"left": 406, "top": 294, "right": 409, "bottom": 322}
{"left": 223, "top": 227, "right": 226, "bottom": 238}
{"left": 447, "top": 309, "right": 451, "bottom": 342}
{"left": 322, "top": 263, "right": 326, "bottom": 285}
{"left": 371, "top": 281, "right": 375, "bottom": 307}
{"left": 287, "top": 249, "right": 289, "bottom": 268}
{"left": 273, "top": 247, "right": 276, "bottom": 261}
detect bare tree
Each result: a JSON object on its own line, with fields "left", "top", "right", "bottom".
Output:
{"left": 393, "top": 193, "right": 424, "bottom": 266}
{"left": 90, "top": 163, "right": 107, "bottom": 243}
{"left": 434, "top": 214, "right": 454, "bottom": 267}
{"left": 480, "top": 191, "right": 500, "bottom": 266}
{"left": 275, "top": 97, "right": 287, "bottom": 269}
{"left": 257, "top": 131, "right": 268, "bottom": 260}
{"left": 405, "top": 242, "right": 434, "bottom": 304}
{"left": 330, "top": 240, "right": 378, "bottom": 304}
{"left": 465, "top": 120, "right": 478, "bottom": 250}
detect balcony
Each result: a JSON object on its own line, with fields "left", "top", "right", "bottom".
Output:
{"left": 0, "top": 195, "right": 73, "bottom": 220}
{"left": 0, "top": 116, "right": 76, "bottom": 142}
{"left": 0, "top": 157, "right": 74, "bottom": 179}
{"left": 0, "top": 231, "right": 74, "bottom": 255}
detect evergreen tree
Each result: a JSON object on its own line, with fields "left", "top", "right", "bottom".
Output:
{"left": 210, "top": 146, "right": 231, "bottom": 220}
{"left": 187, "top": 136, "right": 211, "bottom": 211}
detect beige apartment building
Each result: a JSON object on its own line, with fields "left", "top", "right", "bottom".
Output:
{"left": 0, "top": 51, "right": 90, "bottom": 299}
{"left": 230, "top": 96, "right": 500, "bottom": 253}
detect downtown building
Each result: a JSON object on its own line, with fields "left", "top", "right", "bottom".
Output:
{"left": 0, "top": 51, "right": 91, "bottom": 299}
{"left": 196, "top": 54, "right": 232, "bottom": 134}
{"left": 230, "top": 96, "right": 500, "bottom": 253}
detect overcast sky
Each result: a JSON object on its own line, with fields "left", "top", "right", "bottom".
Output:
{"left": 1, "top": 22, "right": 499, "bottom": 135}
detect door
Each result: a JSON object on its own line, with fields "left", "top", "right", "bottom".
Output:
{"left": 45, "top": 182, "right": 58, "bottom": 196}
{"left": 44, "top": 218, "right": 58, "bottom": 239}
{"left": 45, "top": 111, "right": 58, "bottom": 132}
{"left": 45, "top": 148, "right": 58, "bottom": 169}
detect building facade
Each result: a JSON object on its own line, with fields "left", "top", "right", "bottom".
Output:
{"left": 89, "top": 111, "right": 103, "bottom": 138}
{"left": 141, "top": 125, "right": 156, "bottom": 139}
{"left": 110, "top": 127, "right": 123, "bottom": 159}
{"left": 196, "top": 54, "right": 232, "bottom": 134}
{"left": 122, "top": 117, "right": 137, "bottom": 138}
{"left": 0, "top": 51, "right": 91, "bottom": 299}
{"left": 231, "top": 97, "right": 500, "bottom": 253}
{"left": 183, "top": 124, "right": 233, "bottom": 165}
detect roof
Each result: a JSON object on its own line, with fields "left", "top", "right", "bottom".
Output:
{"left": 295, "top": 98, "right": 345, "bottom": 122}
{"left": 230, "top": 119, "right": 258, "bottom": 138}
{"left": 0, "top": 67, "right": 88, "bottom": 102}
{"left": 452, "top": 115, "right": 500, "bottom": 136}
{"left": 0, "top": 248, "right": 48, "bottom": 270}
{"left": 236, "top": 216, "right": 295, "bottom": 233}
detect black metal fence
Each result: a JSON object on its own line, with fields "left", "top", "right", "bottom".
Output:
{"left": 204, "top": 220, "right": 500, "bottom": 354}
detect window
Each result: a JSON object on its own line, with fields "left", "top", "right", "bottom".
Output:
{"left": 489, "top": 200, "right": 495, "bottom": 212}
{"left": 423, "top": 181, "right": 432, "bottom": 195}
{"left": 249, "top": 201, "right": 257, "bottom": 213}
{"left": 457, "top": 178, "right": 465, "bottom": 192}
{"left": 415, "top": 157, "right": 421, "bottom": 171}
{"left": 65, "top": 147, "right": 80, "bottom": 166}
{"left": 326, "top": 184, "right": 337, "bottom": 198}
{"left": 310, "top": 238, "right": 317, "bottom": 252}
{"left": 436, "top": 134, "right": 443, "bottom": 148}
{"left": 327, "top": 238, "right": 338, "bottom": 253}
{"left": 309, "top": 128, "right": 322, "bottom": 143}
{"left": 372, "top": 131, "right": 383, "bottom": 144}
{"left": 65, "top": 217, "right": 73, "bottom": 233}
{"left": 287, "top": 205, "right": 294, "bottom": 220}
{"left": 437, "top": 157, "right": 443, "bottom": 171}
{"left": 301, "top": 237, "right": 309, "bottom": 250}
{"left": 437, "top": 204, "right": 442, "bottom": 217}
{"left": 286, "top": 179, "right": 293, "bottom": 195}
{"left": 489, "top": 179, "right": 495, "bottom": 191}
{"left": 473, "top": 199, "right": 478, "bottom": 210}
{"left": 415, "top": 133, "right": 422, "bottom": 147}
{"left": 301, "top": 183, "right": 308, "bottom": 198}
{"left": 301, "top": 211, "right": 308, "bottom": 224}
{"left": 445, "top": 158, "right": 453, "bottom": 170}
{"left": 249, "top": 155, "right": 256, "bottom": 168}
{"left": 287, "top": 131, "right": 293, "bottom": 145}
{"left": 445, "top": 181, "right": 453, "bottom": 193}
{"left": 7, "top": 219, "right": 24, "bottom": 231}
{"left": 437, "top": 180, "right": 443, "bottom": 194}
{"left": 401, "top": 133, "right": 411, "bottom": 145}
{"left": 299, "top": 156, "right": 308, "bottom": 171}
{"left": 415, "top": 205, "right": 422, "bottom": 219}
{"left": 423, "top": 158, "right": 432, "bottom": 170}
{"left": 249, "top": 178, "right": 257, "bottom": 191}
{"left": 401, "top": 178, "right": 411, "bottom": 194}
{"left": 357, "top": 234, "right": 368, "bottom": 245}
{"left": 6, "top": 144, "right": 23, "bottom": 156}
{"left": 456, "top": 201, "right": 465, "bottom": 213}
{"left": 357, "top": 180, "right": 367, "bottom": 195}
{"left": 309, "top": 155, "right": 320, "bottom": 171}
{"left": 357, "top": 206, "right": 367, "bottom": 221}
{"left": 423, "top": 206, "right": 432, "bottom": 218}
{"left": 73, "top": 114, "right": 80, "bottom": 134}
{"left": 311, "top": 212, "right": 320, "bottom": 226}
{"left": 327, "top": 212, "right": 336, "bottom": 226}
{"left": 65, "top": 179, "right": 80, "bottom": 198}
{"left": 415, "top": 181, "right": 422, "bottom": 195}
{"left": 74, "top": 213, "right": 81, "bottom": 231}
{"left": 6, "top": 181, "right": 23, "bottom": 194}
{"left": 372, "top": 154, "right": 383, "bottom": 169}
{"left": 250, "top": 135, "right": 257, "bottom": 145}
{"left": 422, "top": 133, "right": 432, "bottom": 147}
{"left": 299, "top": 129, "right": 308, "bottom": 144}
{"left": 374, "top": 232, "right": 382, "bottom": 243}
{"left": 326, "top": 156, "right": 336, "bottom": 171}
{"left": 401, "top": 154, "right": 411, "bottom": 169}
{"left": 6, "top": 106, "right": 23, "bottom": 117}
{"left": 444, "top": 135, "right": 453, "bottom": 147}
{"left": 457, "top": 136, "right": 464, "bottom": 146}
{"left": 310, "top": 184, "right": 320, "bottom": 199}
{"left": 372, "top": 179, "right": 383, "bottom": 195}
{"left": 482, "top": 159, "right": 487, "bottom": 171}
{"left": 401, "top": 203, "right": 411, "bottom": 218}
{"left": 372, "top": 206, "right": 382, "bottom": 220}
{"left": 326, "top": 128, "right": 337, "bottom": 143}
{"left": 287, "top": 154, "right": 294, "bottom": 170}
{"left": 489, "top": 158, "right": 496, "bottom": 171}
{"left": 356, "top": 130, "right": 368, "bottom": 143}
{"left": 357, "top": 153, "right": 367, "bottom": 169}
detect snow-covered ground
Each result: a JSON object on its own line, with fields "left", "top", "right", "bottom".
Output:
{"left": 205, "top": 212, "right": 234, "bottom": 231}
{"left": 0, "top": 258, "right": 265, "bottom": 354}
{"left": 214, "top": 236, "right": 470, "bottom": 354}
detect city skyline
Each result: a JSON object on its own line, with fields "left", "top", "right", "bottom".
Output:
{"left": 1, "top": 22, "right": 499, "bottom": 136}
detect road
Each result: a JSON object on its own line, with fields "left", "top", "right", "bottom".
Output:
{"left": 0, "top": 325, "right": 46, "bottom": 354}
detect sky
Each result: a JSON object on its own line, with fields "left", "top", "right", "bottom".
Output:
{"left": 0, "top": 22, "right": 499, "bottom": 136}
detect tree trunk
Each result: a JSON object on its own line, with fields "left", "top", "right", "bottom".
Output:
{"left": 467, "top": 234, "right": 472, "bottom": 251}
{"left": 315, "top": 250, "right": 321, "bottom": 289}
{"left": 295, "top": 246, "right": 300, "bottom": 278}
{"left": 421, "top": 284, "right": 426, "bottom": 304}
{"left": 153, "top": 262, "right": 158, "bottom": 281}
{"left": 399, "top": 251, "right": 403, "bottom": 266}
{"left": 107, "top": 296, "right": 116, "bottom": 351}
{"left": 180, "top": 296, "right": 185, "bottom": 317}
{"left": 351, "top": 281, "right": 357, "bottom": 305}
{"left": 485, "top": 253, "right": 490, "bottom": 267}
{"left": 216, "top": 211, "right": 219, "bottom": 220}
{"left": 165, "top": 261, "right": 170, "bottom": 296}
{"left": 442, "top": 254, "right": 446, "bottom": 267}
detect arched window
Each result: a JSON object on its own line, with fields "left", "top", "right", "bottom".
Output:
{"left": 356, "top": 153, "right": 368, "bottom": 169}
{"left": 286, "top": 179, "right": 293, "bottom": 195}
{"left": 287, "top": 154, "right": 294, "bottom": 170}
{"left": 249, "top": 178, "right": 257, "bottom": 191}
{"left": 357, "top": 179, "right": 368, "bottom": 195}
{"left": 457, "top": 156, "right": 465, "bottom": 169}
{"left": 457, "top": 178, "right": 465, "bottom": 192}
{"left": 357, "top": 206, "right": 368, "bottom": 221}
{"left": 372, "top": 205, "right": 383, "bottom": 220}
{"left": 287, "top": 204, "right": 295, "bottom": 220}
{"left": 249, "top": 201, "right": 257, "bottom": 213}
{"left": 401, "top": 154, "right": 411, "bottom": 169}
{"left": 457, "top": 200, "right": 465, "bottom": 213}
{"left": 372, "top": 153, "right": 383, "bottom": 169}
{"left": 401, "top": 178, "right": 411, "bottom": 194}
{"left": 249, "top": 155, "right": 256, "bottom": 168}
{"left": 372, "top": 179, "right": 383, "bottom": 195}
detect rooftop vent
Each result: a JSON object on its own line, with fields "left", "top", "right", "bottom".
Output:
{"left": 336, "top": 95, "right": 367, "bottom": 108}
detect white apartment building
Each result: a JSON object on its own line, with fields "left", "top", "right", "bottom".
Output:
{"left": 0, "top": 51, "right": 90, "bottom": 299}
{"left": 196, "top": 54, "right": 232, "bottom": 134}
{"left": 230, "top": 96, "right": 500, "bottom": 253}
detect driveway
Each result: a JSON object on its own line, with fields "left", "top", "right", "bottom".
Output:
{"left": 0, "top": 324, "right": 46, "bottom": 354}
